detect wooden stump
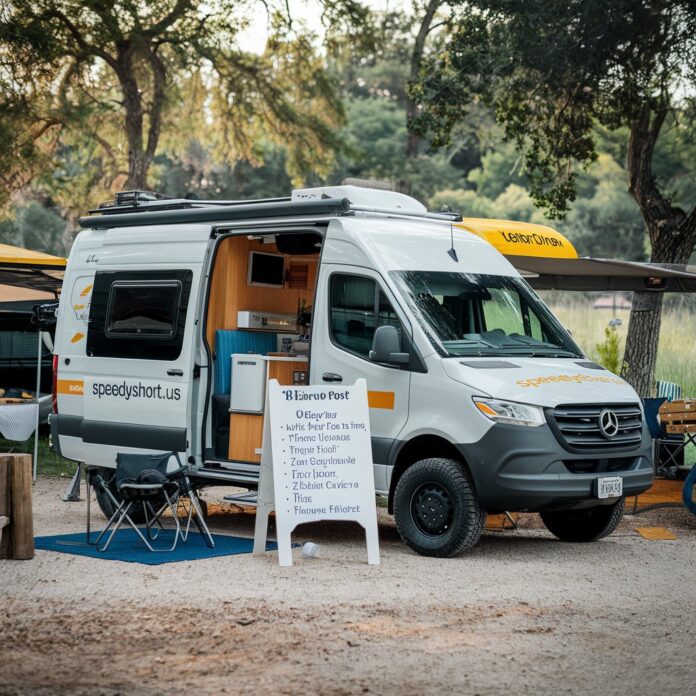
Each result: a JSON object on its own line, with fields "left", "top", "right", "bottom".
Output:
{"left": 0, "top": 456, "right": 10, "bottom": 558}
{"left": 0, "top": 454, "right": 34, "bottom": 560}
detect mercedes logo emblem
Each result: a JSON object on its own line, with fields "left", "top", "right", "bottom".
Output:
{"left": 598, "top": 409, "right": 620, "bottom": 438}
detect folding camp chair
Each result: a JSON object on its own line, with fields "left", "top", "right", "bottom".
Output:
{"left": 88, "top": 452, "right": 214, "bottom": 552}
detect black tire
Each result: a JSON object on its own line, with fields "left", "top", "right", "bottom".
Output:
{"left": 393, "top": 457, "right": 484, "bottom": 557}
{"left": 92, "top": 467, "right": 147, "bottom": 524}
{"left": 540, "top": 497, "right": 625, "bottom": 542}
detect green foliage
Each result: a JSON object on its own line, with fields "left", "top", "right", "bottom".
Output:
{"left": 0, "top": 201, "right": 67, "bottom": 255}
{"left": 595, "top": 325, "right": 623, "bottom": 375}
{"left": 555, "top": 155, "right": 646, "bottom": 260}
{"left": 429, "top": 189, "right": 494, "bottom": 218}
{"left": 413, "top": 0, "right": 696, "bottom": 220}
{"left": 0, "top": 1, "right": 350, "bottom": 209}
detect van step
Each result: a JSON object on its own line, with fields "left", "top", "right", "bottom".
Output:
{"left": 223, "top": 492, "right": 258, "bottom": 507}
{"left": 193, "top": 464, "right": 260, "bottom": 485}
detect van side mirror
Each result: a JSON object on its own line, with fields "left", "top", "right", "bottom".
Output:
{"left": 369, "top": 325, "right": 410, "bottom": 366}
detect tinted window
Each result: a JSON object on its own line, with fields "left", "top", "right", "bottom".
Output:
{"left": 330, "top": 274, "right": 403, "bottom": 358}
{"left": 106, "top": 282, "right": 181, "bottom": 338}
{"left": 87, "top": 270, "right": 192, "bottom": 360}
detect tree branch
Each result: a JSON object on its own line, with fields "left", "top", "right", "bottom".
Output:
{"left": 42, "top": 9, "right": 119, "bottom": 70}
{"left": 143, "top": 0, "right": 192, "bottom": 37}
{"left": 144, "top": 48, "right": 166, "bottom": 164}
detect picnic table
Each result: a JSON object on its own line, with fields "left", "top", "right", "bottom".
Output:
{"left": 658, "top": 399, "right": 696, "bottom": 515}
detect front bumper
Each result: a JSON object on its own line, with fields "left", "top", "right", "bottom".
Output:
{"left": 458, "top": 422, "right": 653, "bottom": 512}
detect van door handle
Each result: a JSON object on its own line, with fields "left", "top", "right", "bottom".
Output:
{"left": 322, "top": 372, "right": 343, "bottom": 383}
{"left": 167, "top": 369, "right": 184, "bottom": 376}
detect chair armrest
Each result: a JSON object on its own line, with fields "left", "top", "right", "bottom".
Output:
{"left": 119, "top": 483, "right": 165, "bottom": 491}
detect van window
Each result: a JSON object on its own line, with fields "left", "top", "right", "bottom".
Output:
{"left": 330, "top": 274, "right": 402, "bottom": 358}
{"left": 391, "top": 271, "right": 582, "bottom": 358}
{"left": 87, "top": 270, "right": 193, "bottom": 360}
{"left": 106, "top": 282, "right": 181, "bottom": 338}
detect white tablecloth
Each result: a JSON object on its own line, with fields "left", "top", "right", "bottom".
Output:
{"left": 0, "top": 402, "right": 39, "bottom": 441}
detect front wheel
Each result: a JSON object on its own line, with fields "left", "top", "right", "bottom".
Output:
{"left": 393, "top": 457, "right": 484, "bottom": 557}
{"left": 540, "top": 497, "right": 625, "bottom": 542}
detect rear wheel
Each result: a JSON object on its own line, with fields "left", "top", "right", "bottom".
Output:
{"left": 540, "top": 497, "right": 625, "bottom": 542}
{"left": 393, "top": 457, "right": 484, "bottom": 557}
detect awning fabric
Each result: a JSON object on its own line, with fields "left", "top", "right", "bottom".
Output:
{"left": 457, "top": 218, "right": 696, "bottom": 293}
{"left": 509, "top": 257, "right": 696, "bottom": 292}
{"left": 0, "top": 243, "right": 66, "bottom": 295}
{"left": 0, "top": 243, "right": 67, "bottom": 269}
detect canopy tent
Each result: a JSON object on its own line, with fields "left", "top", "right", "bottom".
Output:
{"left": 457, "top": 218, "right": 696, "bottom": 293}
{"left": 0, "top": 243, "right": 66, "bottom": 481}
{"left": 0, "top": 243, "right": 65, "bottom": 296}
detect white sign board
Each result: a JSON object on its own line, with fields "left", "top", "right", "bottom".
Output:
{"left": 253, "top": 379, "right": 380, "bottom": 566}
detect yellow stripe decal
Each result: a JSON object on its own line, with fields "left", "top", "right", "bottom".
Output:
{"left": 367, "top": 390, "right": 395, "bottom": 410}
{"left": 80, "top": 284, "right": 93, "bottom": 297}
{"left": 70, "top": 332, "right": 85, "bottom": 343}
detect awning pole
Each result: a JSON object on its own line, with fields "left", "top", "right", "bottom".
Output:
{"left": 33, "top": 330, "right": 42, "bottom": 482}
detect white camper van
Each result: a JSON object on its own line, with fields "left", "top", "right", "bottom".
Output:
{"left": 52, "top": 186, "right": 653, "bottom": 556}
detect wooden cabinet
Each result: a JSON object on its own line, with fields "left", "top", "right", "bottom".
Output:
{"left": 228, "top": 413, "right": 264, "bottom": 462}
{"left": 267, "top": 358, "right": 308, "bottom": 386}
{"left": 227, "top": 357, "right": 308, "bottom": 462}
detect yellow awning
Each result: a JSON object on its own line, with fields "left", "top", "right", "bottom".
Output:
{"left": 456, "top": 218, "right": 578, "bottom": 260}
{"left": 0, "top": 243, "right": 66, "bottom": 269}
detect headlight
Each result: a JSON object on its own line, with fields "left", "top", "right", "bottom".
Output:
{"left": 473, "top": 397, "right": 545, "bottom": 427}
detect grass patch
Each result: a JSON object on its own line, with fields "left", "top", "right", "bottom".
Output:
{"left": 546, "top": 299, "right": 696, "bottom": 396}
{"left": 0, "top": 435, "right": 77, "bottom": 477}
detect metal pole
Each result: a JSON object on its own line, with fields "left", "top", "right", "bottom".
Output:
{"left": 32, "top": 330, "right": 42, "bottom": 482}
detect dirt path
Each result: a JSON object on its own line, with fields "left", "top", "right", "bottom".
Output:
{"left": 1, "top": 478, "right": 695, "bottom": 695}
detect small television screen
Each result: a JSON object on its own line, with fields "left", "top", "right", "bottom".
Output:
{"left": 248, "top": 251, "right": 285, "bottom": 287}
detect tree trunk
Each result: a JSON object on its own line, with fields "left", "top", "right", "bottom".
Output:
{"left": 406, "top": 0, "right": 441, "bottom": 159}
{"left": 621, "top": 106, "right": 696, "bottom": 396}
{"left": 621, "top": 225, "right": 696, "bottom": 396}
{"left": 117, "top": 48, "right": 149, "bottom": 191}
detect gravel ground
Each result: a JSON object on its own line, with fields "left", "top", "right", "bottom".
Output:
{"left": 1, "top": 477, "right": 695, "bottom": 695}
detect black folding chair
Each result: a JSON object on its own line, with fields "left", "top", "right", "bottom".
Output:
{"left": 88, "top": 452, "right": 214, "bottom": 552}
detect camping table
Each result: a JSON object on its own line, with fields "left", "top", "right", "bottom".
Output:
{"left": 658, "top": 399, "right": 696, "bottom": 462}
{"left": 0, "top": 398, "right": 39, "bottom": 441}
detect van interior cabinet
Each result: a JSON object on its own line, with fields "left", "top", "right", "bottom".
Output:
{"left": 228, "top": 357, "right": 308, "bottom": 462}
{"left": 266, "top": 358, "right": 309, "bottom": 387}
{"left": 228, "top": 414, "right": 264, "bottom": 462}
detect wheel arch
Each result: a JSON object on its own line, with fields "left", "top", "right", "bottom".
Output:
{"left": 387, "top": 434, "right": 472, "bottom": 513}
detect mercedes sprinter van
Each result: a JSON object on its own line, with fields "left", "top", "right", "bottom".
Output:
{"left": 51, "top": 185, "right": 653, "bottom": 556}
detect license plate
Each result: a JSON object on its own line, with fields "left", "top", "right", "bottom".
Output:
{"left": 597, "top": 476, "right": 623, "bottom": 499}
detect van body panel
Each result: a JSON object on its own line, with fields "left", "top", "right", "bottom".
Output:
{"left": 344, "top": 216, "right": 517, "bottom": 277}
{"left": 440, "top": 357, "right": 638, "bottom": 408}
{"left": 54, "top": 225, "right": 211, "bottom": 467}
{"left": 310, "top": 247, "right": 412, "bottom": 489}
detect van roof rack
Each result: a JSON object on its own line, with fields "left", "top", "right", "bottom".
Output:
{"left": 80, "top": 189, "right": 462, "bottom": 229}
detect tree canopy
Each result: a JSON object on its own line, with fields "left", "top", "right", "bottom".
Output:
{"left": 0, "top": 0, "right": 353, "bottom": 208}
{"left": 411, "top": 0, "right": 696, "bottom": 394}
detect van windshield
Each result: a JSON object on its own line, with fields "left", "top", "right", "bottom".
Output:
{"left": 391, "top": 271, "right": 582, "bottom": 358}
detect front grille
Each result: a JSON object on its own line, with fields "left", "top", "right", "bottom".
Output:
{"left": 548, "top": 403, "right": 643, "bottom": 452}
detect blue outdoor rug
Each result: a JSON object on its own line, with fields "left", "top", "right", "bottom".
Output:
{"left": 35, "top": 528, "right": 277, "bottom": 565}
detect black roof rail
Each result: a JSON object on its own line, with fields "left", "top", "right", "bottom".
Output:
{"left": 91, "top": 190, "right": 292, "bottom": 216}
{"left": 79, "top": 197, "right": 352, "bottom": 229}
